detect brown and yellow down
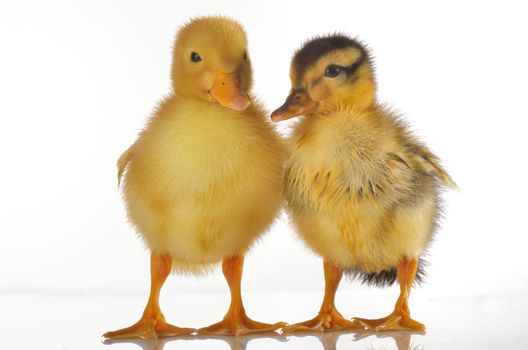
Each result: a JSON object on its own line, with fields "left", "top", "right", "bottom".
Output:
{"left": 272, "top": 34, "right": 456, "bottom": 332}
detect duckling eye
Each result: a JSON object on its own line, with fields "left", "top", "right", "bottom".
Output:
{"left": 243, "top": 50, "right": 248, "bottom": 60}
{"left": 190, "top": 52, "right": 202, "bottom": 63}
{"left": 324, "top": 64, "right": 342, "bottom": 78}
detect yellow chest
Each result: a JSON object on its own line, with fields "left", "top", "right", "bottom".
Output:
{"left": 131, "top": 105, "right": 280, "bottom": 201}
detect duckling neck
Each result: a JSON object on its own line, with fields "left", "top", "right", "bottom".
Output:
{"left": 318, "top": 101, "right": 377, "bottom": 118}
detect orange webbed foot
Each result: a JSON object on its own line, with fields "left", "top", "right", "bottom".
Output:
{"left": 354, "top": 311, "right": 425, "bottom": 332}
{"left": 196, "top": 311, "right": 286, "bottom": 336}
{"left": 103, "top": 313, "right": 195, "bottom": 339}
{"left": 103, "top": 254, "right": 195, "bottom": 339}
{"left": 283, "top": 308, "right": 363, "bottom": 333}
{"left": 197, "top": 255, "right": 286, "bottom": 336}
{"left": 353, "top": 257, "right": 425, "bottom": 332}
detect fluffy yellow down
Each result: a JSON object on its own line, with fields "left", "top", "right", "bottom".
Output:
{"left": 119, "top": 97, "right": 284, "bottom": 274}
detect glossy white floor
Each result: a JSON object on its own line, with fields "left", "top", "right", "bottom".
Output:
{"left": 3, "top": 290, "right": 527, "bottom": 350}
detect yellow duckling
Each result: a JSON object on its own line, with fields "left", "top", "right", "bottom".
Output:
{"left": 104, "top": 16, "right": 285, "bottom": 338}
{"left": 272, "top": 34, "right": 456, "bottom": 332}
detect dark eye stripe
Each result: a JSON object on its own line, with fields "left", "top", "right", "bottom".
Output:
{"left": 310, "top": 52, "right": 366, "bottom": 87}
{"left": 293, "top": 35, "right": 369, "bottom": 82}
{"left": 341, "top": 51, "right": 366, "bottom": 76}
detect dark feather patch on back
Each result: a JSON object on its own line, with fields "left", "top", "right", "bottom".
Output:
{"left": 345, "top": 258, "right": 428, "bottom": 287}
{"left": 293, "top": 34, "right": 369, "bottom": 80}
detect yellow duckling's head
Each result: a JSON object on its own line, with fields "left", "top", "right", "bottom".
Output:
{"left": 171, "top": 16, "right": 252, "bottom": 111}
{"left": 272, "top": 34, "right": 376, "bottom": 121}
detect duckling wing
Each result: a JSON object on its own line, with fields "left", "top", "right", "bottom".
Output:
{"left": 407, "top": 145, "right": 457, "bottom": 189}
{"left": 117, "top": 144, "right": 135, "bottom": 187}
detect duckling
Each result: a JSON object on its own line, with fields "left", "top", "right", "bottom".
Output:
{"left": 104, "top": 16, "right": 286, "bottom": 338}
{"left": 272, "top": 35, "right": 456, "bottom": 332}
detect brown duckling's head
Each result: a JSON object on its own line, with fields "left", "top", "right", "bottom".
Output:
{"left": 171, "top": 16, "right": 252, "bottom": 111}
{"left": 272, "top": 35, "right": 376, "bottom": 121}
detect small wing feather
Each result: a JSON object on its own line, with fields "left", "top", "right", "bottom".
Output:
{"left": 117, "top": 145, "right": 134, "bottom": 187}
{"left": 412, "top": 145, "right": 457, "bottom": 189}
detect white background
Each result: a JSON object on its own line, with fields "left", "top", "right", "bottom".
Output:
{"left": 1, "top": 0, "right": 527, "bottom": 349}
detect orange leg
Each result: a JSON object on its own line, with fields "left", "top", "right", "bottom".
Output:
{"left": 283, "top": 259, "right": 362, "bottom": 333}
{"left": 196, "top": 255, "right": 286, "bottom": 336}
{"left": 103, "top": 253, "right": 195, "bottom": 339}
{"left": 354, "top": 257, "right": 425, "bottom": 332}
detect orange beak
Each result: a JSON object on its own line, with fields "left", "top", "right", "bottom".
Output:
{"left": 209, "top": 70, "right": 250, "bottom": 111}
{"left": 271, "top": 88, "right": 319, "bottom": 122}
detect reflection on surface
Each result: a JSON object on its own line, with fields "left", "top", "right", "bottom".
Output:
{"left": 103, "top": 333, "right": 287, "bottom": 350}
{"left": 290, "top": 330, "right": 424, "bottom": 350}
{"left": 103, "top": 335, "right": 194, "bottom": 350}
{"left": 102, "top": 330, "right": 424, "bottom": 350}
{"left": 352, "top": 331, "right": 423, "bottom": 350}
{"left": 194, "top": 333, "right": 288, "bottom": 350}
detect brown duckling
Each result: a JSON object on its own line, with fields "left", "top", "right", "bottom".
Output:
{"left": 272, "top": 34, "right": 456, "bottom": 332}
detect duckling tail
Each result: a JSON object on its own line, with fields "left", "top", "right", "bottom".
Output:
{"left": 345, "top": 258, "right": 427, "bottom": 287}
